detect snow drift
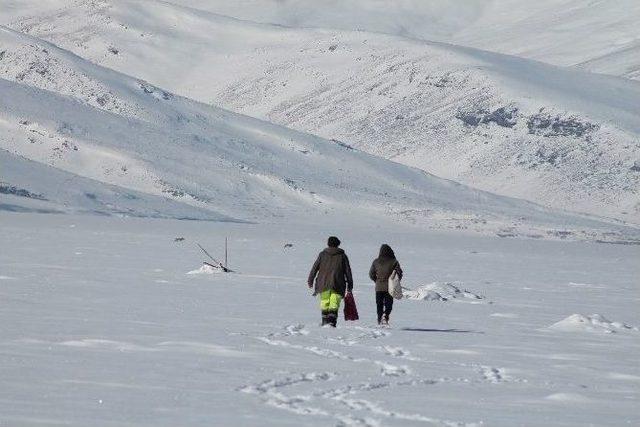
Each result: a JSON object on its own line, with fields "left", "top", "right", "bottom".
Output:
{"left": 403, "top": 282, "right": 485, "bottom": 302}
{"left": 549, "top": 314, "right": 639, "bottom": 334}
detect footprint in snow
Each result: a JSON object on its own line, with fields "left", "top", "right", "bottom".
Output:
{"left": 380, "top": 345, "right": 419, "bottom": 361}
{"left": 327, "top": 335, "right": 358, "bottom": 346}
{"left": 375, "top": 361, "right": 411, "bottom": 377}
{"left": 283, "top": 324, "right": 310, "bottom": 336}
{"left": 478, "top": 366, "right": 506, "bottom": 383}
{"left": 242, "top": 372, "right": 473, "bottom": 426}
{"left": 267, "top": 324, "right": 310, "bottom": 338}
{"left": 476, "top": 365, "right": 527, "bottom": 384}
{"left": 239, "top": 371, "right": 336, "bottom": 417}
{"left": 353, "top": 326, "right": 390, "bottom": 340}
{"left": 239, "top": 371, "right": 335, "bottom": 395}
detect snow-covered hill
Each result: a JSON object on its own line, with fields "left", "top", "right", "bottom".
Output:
{"left": 5, "top": 26, "right": 631, "bottom": 241}
{"left": 6, "top": 0, "right": 637, "bottom": 223}
{"left": 114, "top": 0, "right": 640, "bottom": 80}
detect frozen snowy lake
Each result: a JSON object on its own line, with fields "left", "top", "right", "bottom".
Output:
{"left": 1, "top": 213, "right": 638, "bottom": 426}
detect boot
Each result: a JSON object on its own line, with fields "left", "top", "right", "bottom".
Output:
{"left": 321, "top": 310, "right": 331, "bottom": 326}
{"left": 327, "top": 311, "right": 338, "bottom": 327}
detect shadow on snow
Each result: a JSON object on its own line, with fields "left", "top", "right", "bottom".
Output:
{"left": 400, "top": 327, "right": 484, "bottom": 334}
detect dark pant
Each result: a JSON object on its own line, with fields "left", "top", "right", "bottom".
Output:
{"left": 376, "top": 291, "right": 393, "bottom": 321}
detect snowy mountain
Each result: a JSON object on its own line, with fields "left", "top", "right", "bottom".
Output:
{"left": 166, "top": 0, "right": 640, "bottom": 80}
{"left": 5, "top": 0, "right": 637, "bottom": 223}
{"left": 1, "top": 24, "right": 637, "bottom": 242}
{"left": 1, "top": 25, "right": 620, "bottom": 237}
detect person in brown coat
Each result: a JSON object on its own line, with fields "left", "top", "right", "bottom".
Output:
{"left": 369, "top": 244, "right": 403, "bottom": 325}
{"left": 308, "top": 236, "right": 353, "bottom": 327}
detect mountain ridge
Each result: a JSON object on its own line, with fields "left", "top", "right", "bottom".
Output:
{"left": 1, "top": 25, "right": 636, "bottom": 243}
{"left": 12, "top": 1, "right": 635, "bottom": 222}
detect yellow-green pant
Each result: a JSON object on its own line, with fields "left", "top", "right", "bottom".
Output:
{"left": 319, "top": 289, "right": 342, "bottom": 312}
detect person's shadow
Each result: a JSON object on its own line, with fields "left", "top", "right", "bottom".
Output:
{"left": 400, "top": 327, "right": 484, "bottom": 334}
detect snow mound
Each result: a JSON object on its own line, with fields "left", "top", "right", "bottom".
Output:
{"left": 545, "top": 393, "right": 591, "bottom": 403}
{"left": 549, "top": 314, "right": 639, "bottom": 334}
{"left": 186, "top": 264, "right": 224, "bottom": 275}
{"left": 404, "top": 282, "right": 485, "bottom": 302}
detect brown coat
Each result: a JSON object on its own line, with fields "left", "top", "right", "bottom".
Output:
{"left": 308, "top": 247, "right": 353, "bottom": 296}
{"left": 369, "top": 257, "right": 403, "bottom": 292}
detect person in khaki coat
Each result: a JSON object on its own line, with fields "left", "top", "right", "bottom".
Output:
{"left": 308, "top": 236, "right": 353, "bottom": 327}
{"left": 369, "top": 244, "right": 403, "bottom": 325}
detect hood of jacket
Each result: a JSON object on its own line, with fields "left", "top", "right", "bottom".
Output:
{"left": 378, "top": 244, "right": 395, "bottom": 259}
{"left": 324, "top": 247, "right": 345, "bottom": 256}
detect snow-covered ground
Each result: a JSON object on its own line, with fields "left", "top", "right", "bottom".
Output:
{"left": 6, "top": 0, "right": 638, "bottom": 222}
{"left": 1, "top": 212, "right": 638, "bottom": 426}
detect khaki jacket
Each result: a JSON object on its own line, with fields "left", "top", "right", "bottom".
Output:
{"left": 308, "top": 247, "right": 353, "bottom": 296}
{"left": 369, "top": 257, "right": 403, "bottom": 292}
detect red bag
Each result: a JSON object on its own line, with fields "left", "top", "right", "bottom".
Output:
{"left": 343, "top": 292, "right": 359, "bottom": 321}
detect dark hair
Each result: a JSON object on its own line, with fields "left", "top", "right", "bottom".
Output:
{"left": 327, "top": 236, "right": 341, "bottom": 247}
{"left": 379, "top": 244, "right": 395, "bottom": 259}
